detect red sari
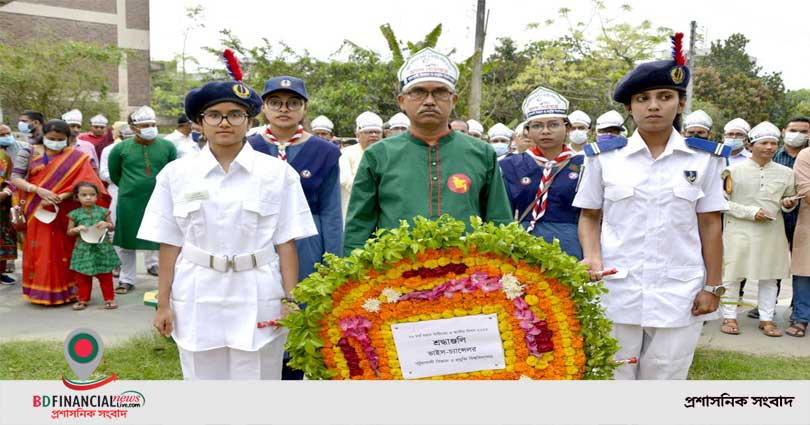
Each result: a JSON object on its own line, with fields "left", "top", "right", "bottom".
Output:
{"left": 21, "top": 147, "right": 108, "bottom": 305}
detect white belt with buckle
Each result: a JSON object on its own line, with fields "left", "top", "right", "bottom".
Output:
{"left": 182, "top": 243, "right": 277, "bottom": 272}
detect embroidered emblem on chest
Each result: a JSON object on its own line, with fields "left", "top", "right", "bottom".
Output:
{"left": 568, "top": 172, "right": 579, "bottom": 180}
{"left": 447, "top": 173, "right": 471, "bottom": 194}
{"left": 520, "top": 177, "right": 531, "bottom": 186}
{"left": 683, "top": 170, "right": 697, "bottom": 184}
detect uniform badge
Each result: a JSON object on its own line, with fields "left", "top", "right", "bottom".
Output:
{"left": 301, "top": 170, "right": 312, "bottom": 179}
{"left": 280, "top": 79, "right": 292, "bottom": 88}
{"left": 721, "top": 170, "right": 733, "bottom": 195}
{"left": 683, "top": 170, "right": 697, "bottom": 184}
{"left": 447, "top": 173, "right": 471, "bottom": 194}
{"left": 568, "top": 172, "right": 579, "bottom": 180}
{"left": 670, "top": 66, "right": 685, "bottom": 84}
{"left": 232, "top": 83, "right": 250, "bottom": 99}
{"left": 568, "top": 164, "right": 579, "bottom": 172}
{"left": 520, "top": 177, "right": 531, "bottom": 186}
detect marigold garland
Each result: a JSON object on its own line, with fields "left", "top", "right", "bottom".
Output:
{"left": 283, "top": 215, "right": 619, "bottom": 380}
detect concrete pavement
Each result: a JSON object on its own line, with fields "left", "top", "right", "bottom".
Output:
{"left": 2, "top": 256, "right": 809, "bottom": 356}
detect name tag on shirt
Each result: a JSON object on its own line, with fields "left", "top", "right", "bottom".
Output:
{"left": 184, "top": 190, "right": 209, "bottom": 202}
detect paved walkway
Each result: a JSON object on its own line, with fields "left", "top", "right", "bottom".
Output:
{"left": 1, "top": 257, "right": 809, "bottom": 356}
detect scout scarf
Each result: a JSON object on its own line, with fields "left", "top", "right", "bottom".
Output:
{"left": 264, "top": 125, "right": 304, "bottom": 161}
{"left": 524, "top": 145, "right": 575, "bottom": 232}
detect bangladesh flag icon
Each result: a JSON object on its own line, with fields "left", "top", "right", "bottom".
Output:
{"left": 63, "top": 328, "right": 104, "bottom": 381}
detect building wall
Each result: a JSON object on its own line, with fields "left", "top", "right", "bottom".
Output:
{"left": 0, "top": 0, "right": 150, "bottom": 116}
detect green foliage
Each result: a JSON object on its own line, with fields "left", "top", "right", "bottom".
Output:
{"left": 151, "top": 58, "right": 205, "bottom": 120}
{"left": 688, "top": 349, "right": 810, "bottom": 380}
{"left": 283, "top": 215, "right": 620, "bottom": 380}
{"left": 0, "top": 36, "right": 124, "bottom": 122}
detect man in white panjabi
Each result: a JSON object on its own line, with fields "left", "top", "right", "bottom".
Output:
{"left": 719, "top": 121, "right": 798, "bottom": 337}
{"left": 722, "top": 118, "right": 752, "bottom": 167}
{"left": 339, "top": 111, "right": 383, "bottom": 224}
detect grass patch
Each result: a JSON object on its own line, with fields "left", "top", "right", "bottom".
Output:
{"left": 688, "top": 349, "right": 810, "bottom": 380}
{"left": 2, "top": 336, "right": 808, "bottom": 380}
{"left": 0, "top": 332, "right": 181, "bottom": 380}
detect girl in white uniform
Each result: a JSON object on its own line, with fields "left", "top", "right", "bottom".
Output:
{"left": 138, "top": 53, "right": 317, "bottom": 379}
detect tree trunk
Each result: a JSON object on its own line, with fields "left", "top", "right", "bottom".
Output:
{"left": 468, "top": 0, "right": 486, "bottom": 120}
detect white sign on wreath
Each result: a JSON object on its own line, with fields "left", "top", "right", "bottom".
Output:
{"left": 391, "top": 313, "right": 506, "bottom": 379}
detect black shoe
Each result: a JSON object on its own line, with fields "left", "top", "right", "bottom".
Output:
{"left": 747, "top": 308, "right": 760, "bottom": 319}
{"left": 0, "top": 274, "right": 16, "bottom": 285}
{"left": 147, "top": 265, "right": 159, "bottom": 276}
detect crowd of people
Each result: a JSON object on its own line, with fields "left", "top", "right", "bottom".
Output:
{"left": 0, "top": 40, "right": 807, "bottom": 381}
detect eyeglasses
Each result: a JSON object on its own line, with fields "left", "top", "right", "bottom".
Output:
{"left": 92, "top": 126, "right": 106, "bottom": 129}
{"left": 528, "top": 121, "right": 564, "bottom": 131}
{"left": 201, "top": 111, "right": 248, "bottom": 126}
{"left": 403, "top": 88, "right": 454, "bottom": 102}
{"left": 264, "top": 98, "right": 304, "bottom": 111}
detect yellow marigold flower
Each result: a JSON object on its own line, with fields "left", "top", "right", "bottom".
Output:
{"left": 567, "top": 366, "right": 579, "bottom": 375}
{"left": 424, "top": 259, "right": 438, "bottom": 268}
{"left": 437, "top": 257, "right": 450, "bottom": 266}
{"left": 524, "top": 294, "right": 539, "bottom": 306}
{"left": 385, "top": 268, "right": 401, "bottom": 279}
{"left": 481, "top": 370, "right": 494, "bottom": 376}
{"left": 482, "top": 305, "right": 496, "bottom": 314}
{"left": 453, "top": 308, "right": 468, "bottom": 317}
{"left": 441, "top": 310, "right": 454, "bottom": 319}
{"left": 469, "top": 306, "right": 482, "bottom": 314}
{"left": 526, "top": 356, "right": 537, "bottom": 366}
{"left": 503, "top": 340, "right": 514, "bottom": 349}
{"left": 500, "top": 263, "right": 516, "bottom": 273}
{"left": 431, "top": 313, "right": 442, "bottom": 320}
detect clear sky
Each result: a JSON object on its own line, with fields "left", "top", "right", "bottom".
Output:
{"left": 150, "top": 0, "right": 809, "bottom": 90}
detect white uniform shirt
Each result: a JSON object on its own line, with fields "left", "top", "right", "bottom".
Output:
{"left": 137, "top": 143, "right": 317, "bottom": 352}
{"left": 726, "top": 148, "right": 751, "bottom": 167}
{"left": 573, "top": 129, "right": 728, "bottom": 327}
{"left": 164, "top": 130, "right": 200, "bottom": 159}
{"left": 339, "top": 143, "right": 365, "bottom": 224}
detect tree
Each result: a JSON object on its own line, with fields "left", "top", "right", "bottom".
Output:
{"left": 151, "top": 58, "right": 204, "bottom": 121}
{"left": 379, "top": 23, "right": 444, "bottom": 70}
{"left": 0, "top": 36, "right": 124, "bottom": 121}
{"left": 693, "top": 33, "right": 788, "bottom": 127}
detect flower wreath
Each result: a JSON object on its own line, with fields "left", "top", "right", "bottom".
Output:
{"left": 284, "top": 216, "right": 619, "bottom": 380}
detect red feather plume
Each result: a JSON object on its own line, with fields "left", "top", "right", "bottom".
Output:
{"left": 670, "top": 32, "right": 686, "bottom": 66}
{"left": 222, "top": 49, "right": 243, "bottom": 82}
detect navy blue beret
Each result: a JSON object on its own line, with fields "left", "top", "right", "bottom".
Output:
{"left": 185, "top": 81, "right": 263, "bottom": 122}
{"left": 261, "top": 76, "right": 308, "bottom": 101}
{"left": 613, "top": 60, "right": 690, "bottom": 105}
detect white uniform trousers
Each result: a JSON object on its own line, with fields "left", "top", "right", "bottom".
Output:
{"left": 721, "top": 279, "right": 779, "bottom": 321}
{"left": 178, "top": 334, "right": 287, "bottom": 380}
{"left": 114, "top": 248, "right": 158, "bottom": 284}
{"left": 611, "top": 322, "right": 703, "bottom": 380}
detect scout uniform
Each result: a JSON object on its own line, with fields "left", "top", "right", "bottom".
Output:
{"left": 720, "top": 122, "right": 797, "bottom": 326}
{"left": 572, "top": 36, "right": 730, "bottom": 380}
{"left": 499, "top": 86, "right": 585, "bottom": 259}
{"left": 340, "top": 111, "right": 383, "bottom": 222}
{"left": 343, "top": 48, "right": 512, "bottom": 253}
{"left": 138, "top": 70, "right": 317, "bottom": 380}
{"left": 108, "top": 106, "right": 177, "bottom": 289}
{"left": 722, "top": 118, "right": 752, "bottom": 166}
{"left": 247, "top": 77, "right": 342, "bottom": 281}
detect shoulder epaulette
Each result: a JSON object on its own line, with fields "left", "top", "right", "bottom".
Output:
{"left": 583, "top": 136, "right": 628, "bottom": 157}
{"left": 685, "top": 137, "right": 731, "bottom": 158}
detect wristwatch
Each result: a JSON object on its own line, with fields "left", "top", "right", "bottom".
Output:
{"left": 702, "top": 284, "right": 726, "bottom": 297}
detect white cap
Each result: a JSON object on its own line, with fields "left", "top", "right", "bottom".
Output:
{"left": 387, "top": 112, "right": 410, "bottom": 129}
{"left": 487, "top": 123, "right": 513, "bottom": 142}
{"left": 356, "top": 111, "right": 383, "bottom": 132}
{"left": 311, "top": 115, "right": 334, "bottom": 132}
{"left": 398, "top": 47, "right": 459, "bottom": 92}
{"left": 568, "top": 110, "right": 591, "bottom": 127}
{"left": 467, "top": 119, "right": 484, "bottom": 136}
{"left": 131, "top": 106, "right": 156, "bottom": 124}
{"left": 596, "top": 110, "right": 624, "bottom": 131}
{"left": 723, "top": 117, "right": 751, "bottom": 135}
{"left": 514, "top": 121, "right": 527, "bottom": 136}
{"left": 61, "top": 109, "right": 82, "bottom": 125}
{"left": 683, "top": 109, "right": 713, "bottom": 131}
{"left": 522, "top": 86, "right": 569, "bottom": 120}
{"left": 748, "top": 121, "right": 780, "bottom": 143}
{"left": 90, "top": 114, "right": 108, "bottom": 126}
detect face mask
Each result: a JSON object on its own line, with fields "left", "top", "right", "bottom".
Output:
{"left": 139, "top": 127, "right": 158, "bottom": 140}
{"left": 0, "top": 136, "right": 15, "bottom": 147}
{"left": 569, "top": 130, "right": 588, "bottom": 145}
{"left": 723, "top": 138, "right": 745, "bottom": 152}
{"left": 596, "top": 133, "right": 618, "bottom": 142}
{"left": 43, "top": 137, "right": 67, "bottom": 151}
{"left": 191, "top": 131, "right": 201, "bottom": 143}
{"left": 784, "top": 131, "right": 808, "bottom": 148}
{"left": 491, "top": 142, "right": 509, "bottom": 156}
{"left": 18, "top": 121, "right": 30, "bottom": 133}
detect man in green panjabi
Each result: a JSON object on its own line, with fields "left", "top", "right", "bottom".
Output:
{"left": 108, "top": 106, "right": 177, "bottom": 293}
{"left": 343, "top": 47, "right": 512, "bottom": 253}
